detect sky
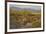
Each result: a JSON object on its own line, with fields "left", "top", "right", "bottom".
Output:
{"left": 10, "top": 4, "right": 41, "bottom": 10}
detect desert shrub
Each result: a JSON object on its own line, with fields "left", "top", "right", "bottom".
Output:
{"left": 10, "top": 9, "right": 41, "bottom": 29}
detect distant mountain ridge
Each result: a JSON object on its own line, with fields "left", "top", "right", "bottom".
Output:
{"left": 10, "top": 7, "right": 41, "bottom": 13}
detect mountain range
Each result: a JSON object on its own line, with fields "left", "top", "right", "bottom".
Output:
{"left": 10, "top": 7, "right": 41, "bottom": 13}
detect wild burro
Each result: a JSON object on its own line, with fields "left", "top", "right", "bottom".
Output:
{"left": 14, "top": 14, "right": 32, "bottom": 28}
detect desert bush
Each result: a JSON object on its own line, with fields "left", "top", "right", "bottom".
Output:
{"left": 10, "top": 9, "right": 41, "bottom": 29}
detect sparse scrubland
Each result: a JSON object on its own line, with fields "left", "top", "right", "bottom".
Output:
{"left": 10, "top": 9, "right": 41, "bottom": 29}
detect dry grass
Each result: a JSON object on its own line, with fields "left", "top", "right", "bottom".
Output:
{"left": 10, "top": 10, "right": 41, "bottom": 29}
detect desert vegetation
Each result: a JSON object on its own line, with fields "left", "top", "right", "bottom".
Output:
{"left": 10, "top": 7, "right": 41, "bottom": 29}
